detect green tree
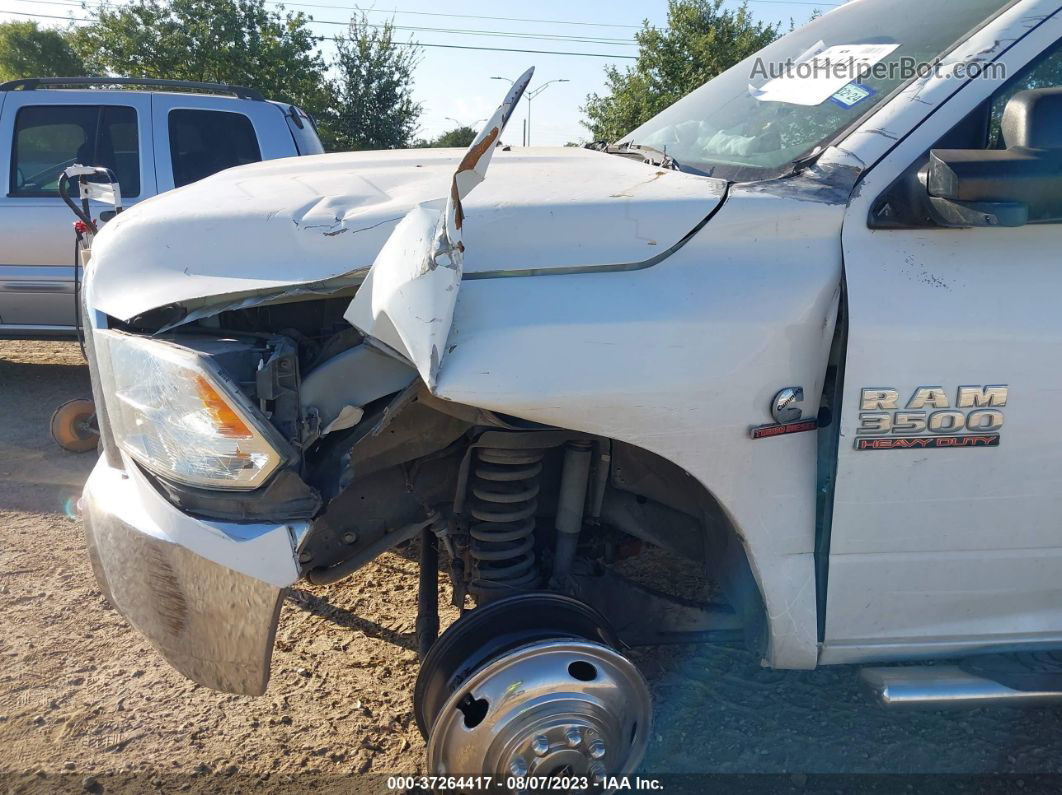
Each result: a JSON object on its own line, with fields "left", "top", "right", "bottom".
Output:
{"left": 415, "top": 125, "right": 477, "bottom": 148}
{"left": 72, "top": 0, "right": 327, "bottom": 119}
{"left": 325, "top": 14, "right": 421, "bottom": 151}
{"left": 0, "top": 21, "right": 84, "bottom": 82}
{"left": 583, "top": 0, "right": 779, "bottom": 142}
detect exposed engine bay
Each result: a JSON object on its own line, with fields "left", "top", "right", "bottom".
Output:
{"left": 112, "top": 293, "right": 756, "bottom": 639}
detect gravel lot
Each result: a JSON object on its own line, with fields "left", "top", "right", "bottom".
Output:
{"left": 2, "top": 339, "right": 1061, "bottom": 794}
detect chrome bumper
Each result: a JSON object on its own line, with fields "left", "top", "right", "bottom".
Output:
{"left": 82, "top": 456, "right": 305, "bottom": 695}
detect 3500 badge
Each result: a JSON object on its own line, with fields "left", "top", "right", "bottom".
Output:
{"left": 855, "top": 385, "right": 1006, "bottom": 450}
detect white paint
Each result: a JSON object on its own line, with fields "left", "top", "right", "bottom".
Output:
{"left": 432, "top": 185, "right": 846, "bottom": 669}
{"left": 89, "top": 147, "right": 725, "bottom": 323}
{"left": 81, "top": 0, "right": 1062, "bottom": 671}
{"left": 344, "top": 202, "right": 454, "bottom": 387}
{"left": 346, "top": 70, "right": 534, "bottom": 389}
{"left": 825, "top": 7, "right": 1062, "bottom": 662}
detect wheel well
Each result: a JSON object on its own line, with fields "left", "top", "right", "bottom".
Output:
{"left": 606, "top": 440, "right": 768, "bottom": 656}
{"left": 298, "top": 384, "right": 767, "bottom": 654}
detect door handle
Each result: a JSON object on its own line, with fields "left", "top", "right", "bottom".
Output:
{"left": 0, "top": 281, "right": 71, "bottom": 292}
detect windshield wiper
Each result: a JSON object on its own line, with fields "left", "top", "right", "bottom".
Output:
{"left": 623, "top": 143, "right": 680, "bottom": 170}
{"left": 598, "top": 142, "right": 708, "bottom": 176}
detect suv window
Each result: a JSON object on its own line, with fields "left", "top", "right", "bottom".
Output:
{"left": 168, "top": 109, "right": 261, "bottom": 188}
{"left": 11, "top": 105, "right": 140, "bottom": 197}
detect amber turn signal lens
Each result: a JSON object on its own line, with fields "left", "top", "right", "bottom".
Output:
{"left": 194, "top": 375, "right": 253, "bottom": 438}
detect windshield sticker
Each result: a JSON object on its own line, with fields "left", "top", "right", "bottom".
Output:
{"left": 749, "top": 42, "right": 900, "bottom": 106}
{"left": 830, "top": 82, "right": 876, "bottom": 109}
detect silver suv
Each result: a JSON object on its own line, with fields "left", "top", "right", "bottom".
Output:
{"left": 0, "top": 77, "right": 322, "bottom": 337}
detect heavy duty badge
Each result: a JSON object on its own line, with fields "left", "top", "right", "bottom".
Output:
{"left": 750, "top": 387, "right": 818, "bottom": 440}
{"left": 855, "top": 385, "right": 1007, "bottom": 450}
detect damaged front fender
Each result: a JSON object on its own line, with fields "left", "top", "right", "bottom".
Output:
{"left": 345, "top": 68, "right": 534, "bottom": 390}
{"left": 343, "top": 201, "right": 458, "bottom": 390}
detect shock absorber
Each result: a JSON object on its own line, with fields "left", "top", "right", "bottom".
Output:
{"left": 467, "top": 447, "right": 546, "bottom": 602}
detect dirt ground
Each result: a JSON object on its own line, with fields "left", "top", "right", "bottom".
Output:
{"left": 2, "top": 340, "right": 1062, "bottom": 794}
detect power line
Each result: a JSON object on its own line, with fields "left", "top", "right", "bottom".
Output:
{"left": 0, "top": 8, "right": 90, "bottom": 20}
{"left": 340, "top": 25, "right": 637, "bottom": 47}
{"left": 11, "top": 0, "right": 647, "bottom": 29}
{"left": 11, "top": 0, "right": 638, "bottom": 45}
{"left": 292, "top": 18, "right": 637, "bottom": 46}
{"left": 0, "top": 8, "right": 639, "bottom": 58}
{"left": 301, "top": 0, "right": 843, "bottom": 16}
{"left": 743, "top": 0, "right": 842, "bottom": 5}
{"left": 315, "top": 19, "right": 635, "bottom": 45}
{"left": 287, "top": 2, "right": 646, "bottom": 29}
{"left": 279, "top": 0, "right": 845, "bottom": 21}
{"left": 321, "top": 36, "right": 635, "bottom": 59}
{"left": 8, "top": 0, "right": 843, "bottom": 33}
{"left": 4, "top": 0, "right": 839, "bottom": 55}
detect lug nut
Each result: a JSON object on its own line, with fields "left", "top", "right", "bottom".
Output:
{"left": 510, "top": 758, "right": 528, "bottom": 777}
{"left": 341, "top": 532, "right": 357, "bottom": 545}
{"left": 298, "top": 550, "right": 312, "bottom": 563}
{"left": 531, "top": 735, "right": 550, "bottom": 756}
{"left": 564, "top": 726, "right": 582, "bottom": 747}
{"left": 588, "top": 739, "right": 606, "bottom": 759}
{"left": 589, "top": 762, "right": 607, "bottom": 785}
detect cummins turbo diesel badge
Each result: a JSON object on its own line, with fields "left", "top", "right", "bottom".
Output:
{"left": 855, "top": 385, "right": 1007, "bottom": 450}
{"left": 749, "top": 387, "right": 818, "bottom": 440}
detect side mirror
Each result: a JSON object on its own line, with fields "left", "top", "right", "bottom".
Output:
{"left": 924, "top": 87, "right": 1062, "bottom": 228}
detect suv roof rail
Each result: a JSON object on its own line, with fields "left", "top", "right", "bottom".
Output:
{"left": 0, "top": 76, "right": 265, "bottom": 101}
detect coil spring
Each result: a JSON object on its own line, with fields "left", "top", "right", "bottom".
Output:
{"left": 467, "top": 447, "right": 546, "bottom": 600}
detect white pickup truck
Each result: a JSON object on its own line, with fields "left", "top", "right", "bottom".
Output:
{"left": 0, "top": 77, "right": 322, "bottom": 337}
{"left": 78, "top": 0, "right": 1062, "bottom": 783}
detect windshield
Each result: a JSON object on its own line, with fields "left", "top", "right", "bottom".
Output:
{"left": 619, "top": 0, "right": 1014, "bottom": 181}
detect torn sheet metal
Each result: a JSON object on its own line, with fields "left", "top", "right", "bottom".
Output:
{"left": 344, "top": 68, "right": 534, "bottom": 390}
{"left": 87, "top": 139, "right": 724, "bottom": 326}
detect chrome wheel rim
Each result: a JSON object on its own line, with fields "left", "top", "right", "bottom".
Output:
{"left": 426, "top": 639, "right": 651, "bottom": 785}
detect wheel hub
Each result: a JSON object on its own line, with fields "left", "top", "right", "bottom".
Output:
{"left": 494, "top": 706, "right": 613, "bottom": 784}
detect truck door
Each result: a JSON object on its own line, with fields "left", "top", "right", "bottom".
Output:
{"left": 824, "top": 19, "right": 1062, "bottom": 663}
{"left": 0, "top": 91, "right": 154, "bottom": 333}
{"left": 150, "top": 94, "right": 295, "bottom": 192}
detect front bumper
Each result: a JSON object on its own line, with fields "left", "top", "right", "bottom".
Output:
{"left": 82, "top": 454, "right": 306, "bottom": 695}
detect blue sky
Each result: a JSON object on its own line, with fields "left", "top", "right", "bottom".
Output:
{"left": 2, "top": 0, "right": 834, "bottom": 145}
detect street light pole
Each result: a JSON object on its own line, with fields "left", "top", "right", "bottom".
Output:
{"left": 491, "top": 76, "right": 569, "bottom": 146}
{"left": 445, "top": 116, "right": 487, "bottom": 128}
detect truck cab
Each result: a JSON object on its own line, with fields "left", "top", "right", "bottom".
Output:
{"left": 0, "top": 77, "right": 322, "bottom": 337}
{"left": 76, "top": 0, "right": 1062, "bottom": 783}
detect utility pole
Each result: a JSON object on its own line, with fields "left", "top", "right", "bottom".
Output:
{"left": 491, "top": 76, "right": 570, "bottom": 146}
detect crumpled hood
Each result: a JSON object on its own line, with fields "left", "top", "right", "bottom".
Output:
{"left": 88, "top": 146, "right": 726, "bottom": 323}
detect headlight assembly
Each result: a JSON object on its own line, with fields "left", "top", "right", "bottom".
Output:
{"left": 94, "top": 330, "right": 285, "bottom": 490}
